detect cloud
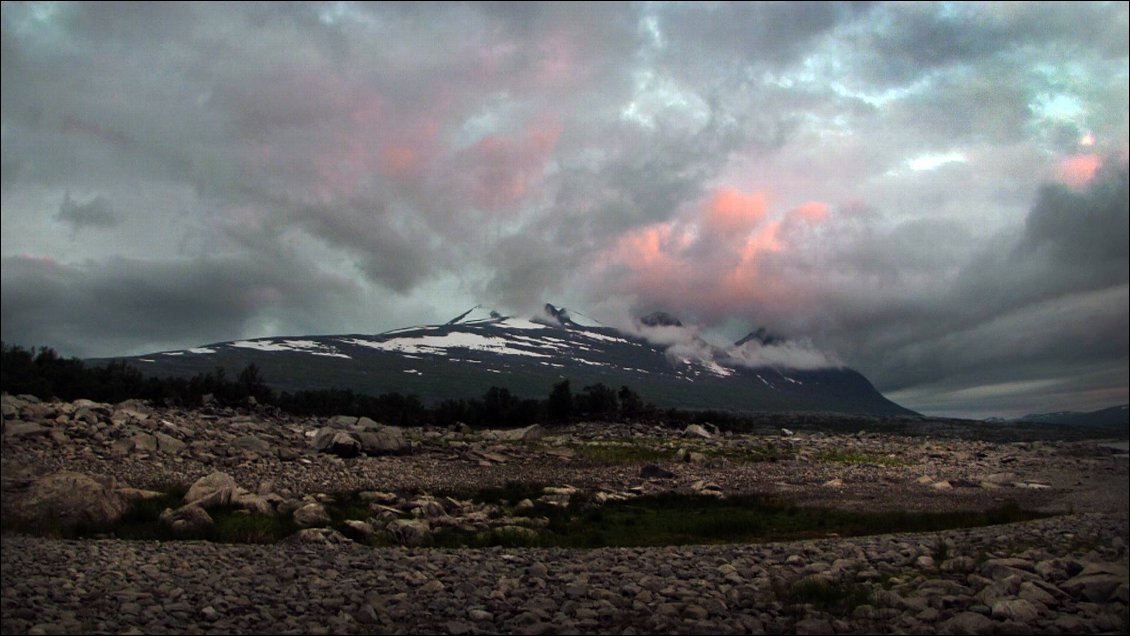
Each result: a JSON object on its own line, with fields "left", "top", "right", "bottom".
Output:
{"left": 0, "top": 253, "right": 363, "bottom": 358}
{"left": 56, "top": 193, "right": 117, "bottom": 230}
{"left": 1, "top": 2, "right": 1126, "bottom": 416}
{"left": 727, "top": 339, "right": 842, "bottom": 371}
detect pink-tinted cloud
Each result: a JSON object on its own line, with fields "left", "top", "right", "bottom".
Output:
{"left": 1056, "top": 154, "right": 1103, "bottom": 189}
{"left": 703, "top": 187, "right": 767, "bottom": 237}
{"left": 787, "top": 201, "right": 830, "bottom": 224}
{"left": 458, "top": 115, "right": 564, "bottom": 212}
{"left": 601, "top": 186, "right": 820, "bottom": 322}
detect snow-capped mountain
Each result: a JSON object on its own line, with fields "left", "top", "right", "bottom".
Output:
{"left": 97, "top": 304, "right": 917, "bottom": 416}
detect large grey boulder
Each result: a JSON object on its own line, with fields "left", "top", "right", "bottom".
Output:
{"left": 357, "top": 427, "right": 407, "bottom": 455}
{"left": 312, "top": 427, "right": 362, "bottom": 458}
{"left": 683, "top": 424, "right": 713, "bottom": 439}
{"left": 1062, "top": 563, "right": 1128, "bottom": 602}
{"left": 484, "top": 424, "right": 546, "bottom": 442}
{"left": 293, "top": 502, "right": 332, "bottom": 528}
{"left": 184, "top": 471, "right": 238, "bottom": 509}
{"left": 386, "top": 519, "right": 431, "bottom": 546}
{"left": 4, "top": 471, "right": 127, "bottom": 528}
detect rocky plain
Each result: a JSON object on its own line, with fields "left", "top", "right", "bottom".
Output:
{"left": 2, "top": 393, "right": 1127, "bottom": 635}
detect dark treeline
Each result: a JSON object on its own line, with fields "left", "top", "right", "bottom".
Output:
{"left": 3, "top": 343, "right": 722, "bottom": 429}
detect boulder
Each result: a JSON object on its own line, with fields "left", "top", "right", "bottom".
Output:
{"left": 683, "top": 424, "right": 712, "bottom": 439}
{"left": 312, "top": 428, "right": 361, "bottom": 458}
{"left": 4, "top": 471, "right": 127, "bottom": 528}
{"left": 159, "top": 504, "right": 214, "bottom": 536}
{"left": 939, "top": 612, "right": 995, "bottom": 635}
{"left": 293, "top": 502, "right": 332, "bottom": 528}
{"left": 342, "top": 519, "right": 376, "bottom": 540}
{"left": 184, "top": 472, "right": 238, "bottom": 509}
{"left": 485, "top": 424, "right": 546, "bottom": 442}
{"left": 3, "top": 421, "right": 49, "bottom": 438}
{"left": 991, "top": 599, "right": 1040, "bottom": 622}
{"left": 640, "top": 464, "right": 675, "bottom": 479}
{"left": 1062, "top": 563, "right": 1128, "bottom": 602}
{"left": 153, "top": 432, "right": 186, "bottom": 455}
{"left": 386, "top": 519, "right": 431, "bottom": 546}
{"left": 356, "top": 427, "right": 407, "bottom": 455}
{"left": 330, "top": 415, "right": 359, "bottom": 427}
{"left": 131, "top": 433, "right": 158, "bottom": 453}
{"left": 284, "top": 528, "right": 352, "bottom": 545}
{"left": 234, "top": 435, "right": 271, "bottom": 454}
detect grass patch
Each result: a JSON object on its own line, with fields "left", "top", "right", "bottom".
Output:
{"left": 570, "top": 441, "right": 672, "bottom": 464}
{"left": 4, "top": 486, "right": 1050, "bottom": 550}
{"left": 428, "top": 492, "right": 1048, "bottom": 548}
{"left": 780, "top": 578, "right": 873, "bottom": 615}
{"left": 814, "top": 449, "right": 914, "bottom": 466}
{"left": 210, "top": 508, "right": 297, "bottom": 543}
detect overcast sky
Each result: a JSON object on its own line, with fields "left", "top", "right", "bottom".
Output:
{"left": 2, "top": 2, "right": 1127, "bottom": 418}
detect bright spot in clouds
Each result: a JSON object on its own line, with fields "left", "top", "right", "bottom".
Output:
{"left": 908, "top": 152, "right": 967, "bottom": 172}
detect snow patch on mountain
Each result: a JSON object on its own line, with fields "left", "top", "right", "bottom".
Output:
{"left": 342, "top": 332, "right": 556, "bottom": 359}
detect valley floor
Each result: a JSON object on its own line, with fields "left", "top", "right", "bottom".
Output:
{"left": 2, "top": 397, "right": 1128, "bottom": 634}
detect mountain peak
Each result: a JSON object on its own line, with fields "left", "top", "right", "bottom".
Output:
{"left": 542, "top": 303, "right": 576, "bottom": 326}
{"left": 639, "top": 311, "right": 683, "bottom": 328}
{"left": 735, "top": 327, "right": 782, "bottom": 347}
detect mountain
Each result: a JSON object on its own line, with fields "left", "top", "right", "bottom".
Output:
{"left": 1011, "top": 405, "right": 1129, "bottom": 429}
{"left": 93, "top": 305, "right": 917, "bottom": 417}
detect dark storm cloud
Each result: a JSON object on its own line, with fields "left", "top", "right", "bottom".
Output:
{"left": 56, "top": 193, "right": 117, "bottom": 230}
{"left": 817, "top": 165, "right": 1129, "bottom": 410}
{"left": 0, "top": 253, "right": 362, "bottom": 359}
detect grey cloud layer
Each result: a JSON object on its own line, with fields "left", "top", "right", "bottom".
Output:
{"left": 1, "top": 2, "right": 1126, "bottom": 417}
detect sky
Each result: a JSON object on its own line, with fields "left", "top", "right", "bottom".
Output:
{"left": 1, "top": 2, "right": 1127, "bottom": 419}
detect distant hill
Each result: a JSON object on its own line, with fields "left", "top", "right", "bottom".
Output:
{"left": 93, "top": 304, "right": 918, "bottom": 417}
{"left": 1012, "top": 405, "right": 1129, "bottom": 429}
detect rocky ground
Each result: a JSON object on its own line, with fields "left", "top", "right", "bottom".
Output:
{"left": 2, "top": 394, "right": 1128, "bottom": 634}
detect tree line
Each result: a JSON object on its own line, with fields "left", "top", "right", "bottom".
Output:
{"left": 1, "top": 342, "right": 683, "bottom": 429}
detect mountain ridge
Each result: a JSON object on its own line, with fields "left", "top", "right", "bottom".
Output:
{"left": 93, "top": 304, "right": 918, "bottom": 417}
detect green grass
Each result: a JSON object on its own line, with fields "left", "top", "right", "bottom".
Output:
{"left": 426, "top": 492, "right": 1047, "bottom": 549}
{"left": 4, "top": 485, "right": 1049, "bottom": 550}
{"left": 570, "top": 441, "right": 672, "bottom": 464}
{"left": 814, "top": 449, "right": 914, "bottom": 466}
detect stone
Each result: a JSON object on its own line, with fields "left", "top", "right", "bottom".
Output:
{"left": 1018, "top": 581, "right": 1057, "bottom": 606}
{"left": 184, "top": 472, "right": 238, "bottom": 509}
{"left": 284, "top": 528, "right": 351, "bottom": 544}
{"left": 233, "top": 492, "right": 274, "bottom": 515}
{"left": 3, "top": 421, "right": 48, "bottom": 438}
{"left": 234, "top": 435, "right": 271, "bottom": 454}
{"left": 312, "top": 428, "right": 362, "bottom": 458}
{"left": 153, "top": 432, "right": 186, "bottom": 455}
{"left": 683, "top": 424, "right": 712, "bottom": 439}
{"left": 3, "top": 471, "right": 125, "bottom": 528}
{"left": 991, "top": 599, "right": 1039, "bottom": 622}
{"left": 939, "top": 611, "right": 995, "bottom": 635}
{"left": 293, "top": 503, "right": 331, "bottom": 528}
{"left": 159, "top": 504, "right": 214, "bottom": 536}
{"left": 640, "top": 464, "right": 675, "bottom": 479}
{"left": 1062, "top": 564, "right": 1128, "bottom": 602}
{"left": 931, "top": 480, "right": 953, "bottom": 491}
{"left": 823, "top": 478, "right": 844, "bottom": 488}
{"left": 343, "top": 519, "right": 375, "bottom": 540}
{"left": 387, "top": 519, "right": 431, "bottom": 546}
{"left": 356, "top": 427, "right": 407, "bottom": 455}
{"left": 485, "top": 424, "right": 547, "bottom": 442}
{"left": 130, "top": 433, "right": 158, "bottom": 453}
